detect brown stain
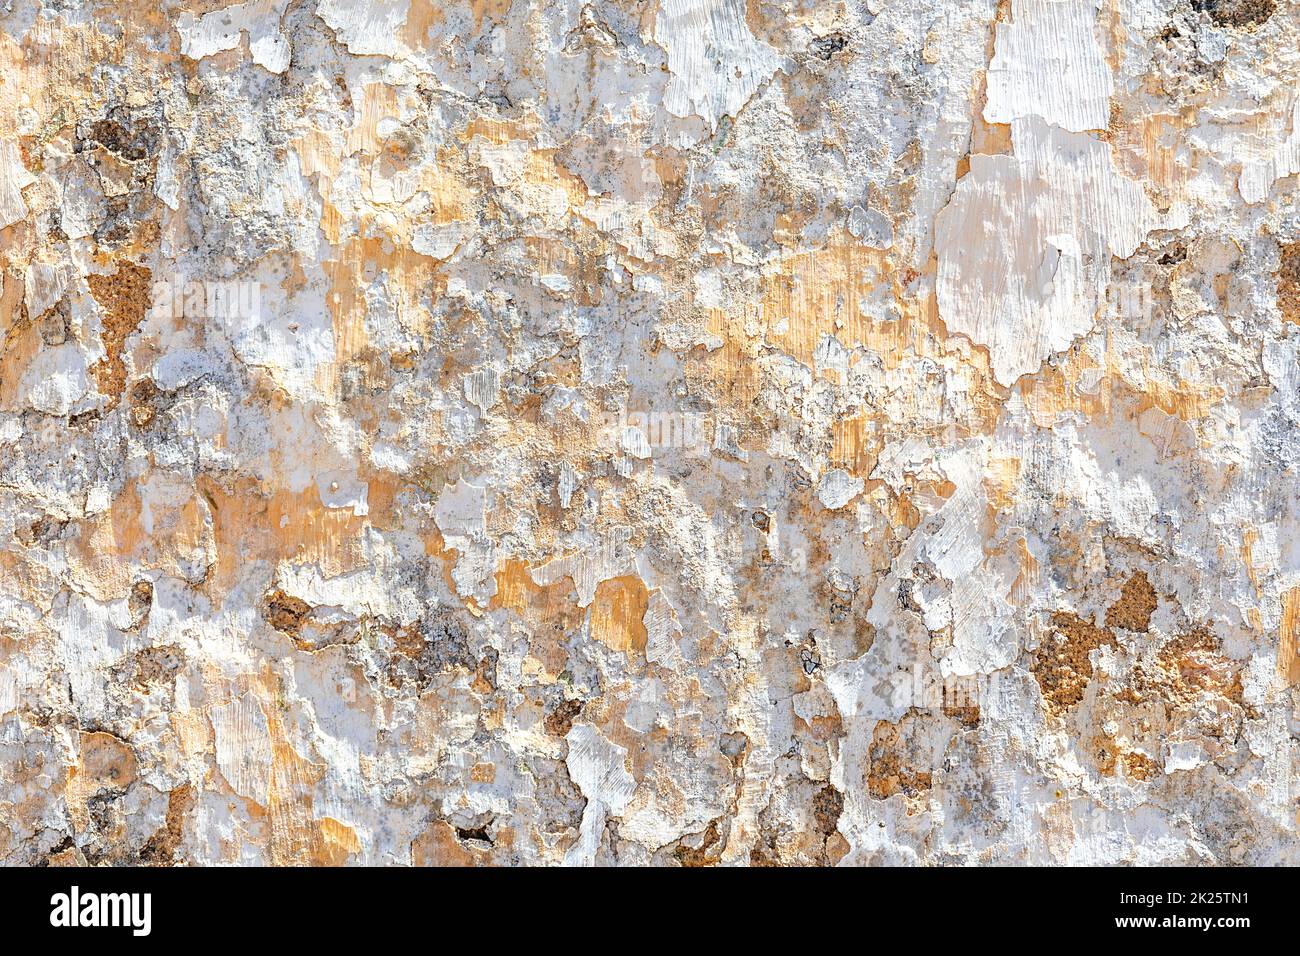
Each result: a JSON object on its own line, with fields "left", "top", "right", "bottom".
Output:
{"left": 400, "top": 0, "right": 446, "bottom": 49}
{"left": 544, "top": 697, "right": 583, "bottom": 737}
{"left": 411, "top": 819, "right": 485, "bottom": 866}
{"left": 1280, "top": 587, "right": 1300, "bottom": 686}
{"left": 1101, "top": 0, "right": 1127, "bottom": 76}
{"left": 468, "top": 0, "right": 513, "bottom": 30}
{"left": 460, "top": 115, "right": 530, "bottom": 146}
{"left": 756, "top": 240, "right": 891, "bottom": 370}
{"left": 524, "top": 234, "right": 602, "bottom": 307}
{"left": 459, "top": 114, "right": 590, "bottom": 211}
{"left": 423, "top": 526, "right": 473, "bottom": 611}
{"left": 942, "top": 679, "right": 982, "bottom": 727}
{"left": 885, "top": 488, "right": 923, "bottom": 533}
{"left": 1018, "top": 348, "right": 1111, "bottom": 426}
{"left": 491, "top": 559, "right": 583, "bottom": 679}
{"left": 295, "top": 82, "right": 471, "bottom": 245}
{"left": 1103, "top": 0, "right": 1199, "bottom": 205}
{"left": 526, "top": 147, "right": 592, "bottom": 211}
{"left": 589, "top": 575, "right": 650, "bottom": 660}
{"left": 1091, "top": 732, "right": 1160, "bottom": 782}
{"left": 1121, "top": 751, "right": 1159, "bottom": 781}
{"left": 71, "top": 482, "right": 205, "bottom": 600}
{"left": 1242, "top": 527, "right": 1264, "bottom": 597}
{"left": 199, "top": 474, "right": 394, "bottom": 595}
{"left": 77, "top": 731, "right": 138, "bottom": 788}
{"left": 138, "top": 783, "right": 195, "bottom": 865}
{"left": 1019, "top": 339, "right": 1222, "bottom": 428}
{"left": 0, "top": 304, "right": 45, "bottom": 411}
{"left": 673, "top": 819, "right": 724, "bottom": 867}
{"left": 1279, "top": 241, "right": 1300, "bottom": 326}
{"left": 73, "top": 463, "right": 404, "bottom": 603}
{"left": 983, "top": 456, "right": 1022, "bottom": 512}
{"left": 264, "top": 731, "right": 327, "bottom": 866}
{"left": 1132, "top": 361, "right": 1223, "bottom": 422}
{"left": 316, "top": 817, "right": 362, "bottom": 866}
{"left": 263, "top": 588, "right": 311, "bottom": 635}
{"left": 693, "top": 237, "right": 1002, "bottom": 463}
{"left": 12, "top": 19, "right": 116, "bottom": 129}
{"left": 865, "top": 714, "right": 933, "bottom": 800}
{"left": 342, "top": 82, "right": 403, "bottom": 160}
{"left": 86, "top": 260, "right": 152, "bottom": 406}
{"left": 829, "top": 414, "right": 880, "bottom": 477}
{"left": 1091, "top": 732, "right": 1120, "bottom": 776}
{"left": 689, "top": 322, "right": 766, "bottom": 451}
{"left": 168, "top": 707, "right": 214, "bottom": 768}
{"left": 1160, "top": 627, "right": 1244, "bottom": 706}
{"left": 66, "top": 731, "right": 138, "bottom": 832}
{"left": 1010, "top": 537, "right": 1041, "bottom": 606}
{"left": 323, "top": 235, "right": 436, "bottom": 385}
{"left": 128, "top": 377, "right": 162, "bottom": 428}
{"left": 1113, "top": 111, "right": 1193, "bottom": 207}
{"left": 1106, "top": 571, "right": 1158, "bottom": 632}
{"left": 1119, "top": 626, "right": 1246, "bottom": 713}
{"left": 220, "top": 674, "right": 354, "bottom": 867}
{"left": 1031, "top": 612, "right": 1116, "bottom": 714}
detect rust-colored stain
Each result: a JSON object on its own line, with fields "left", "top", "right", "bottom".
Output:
{"left": 1106, "top": 571, "right": 1158, "bottom": 633}
{"left": 1280, "top": 242, "right": 1300, "bottom": 326}
{"left": 1032, "top": 613, "right": 1117, "bottom": 714}
{"left": 589, "top": 575, "right": 650, "bottom": 660}
{"left": 86, "top": 259, "right": 152, "bottom": 406}
{"left": 1281, "top": 587, "right": 1300, "bottom": 686}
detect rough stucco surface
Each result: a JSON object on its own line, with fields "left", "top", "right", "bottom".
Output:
{"left": 1, "top": 0, "right": 1299, "bottom": 867}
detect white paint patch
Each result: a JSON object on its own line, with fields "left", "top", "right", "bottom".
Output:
{"left": 655, "top": 0, "right": 781, "bottom": 131}
{"left": 984, "top": 0, "right": 1114, "bottom": 133}
{"left": 1239, "top": 99, "right": 1300, "bottom": 205}
{"left": 210, "top": 694, "right": 274, "bottom": 806}
{"left": 176, "top": 0, "right": 292, "bottom": 74}
{"left": 936, "top": 117, "right": 1161, "bottom": 385}
{"left": 0, "top": 140, "right": 34, "bottom": 230}
{"left": 315, "top": 0, "right": 412, "bottom": 58}
{"left": 818, "top": 468, "right": 864, "bottom": 510}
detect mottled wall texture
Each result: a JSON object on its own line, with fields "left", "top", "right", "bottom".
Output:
{"left": 0, "top": 0, "right": 1298, "bottom": 867}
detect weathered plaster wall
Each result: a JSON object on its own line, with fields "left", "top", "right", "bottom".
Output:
{"left": 1, "top": 0, "right": 1298, "bottom": 865}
